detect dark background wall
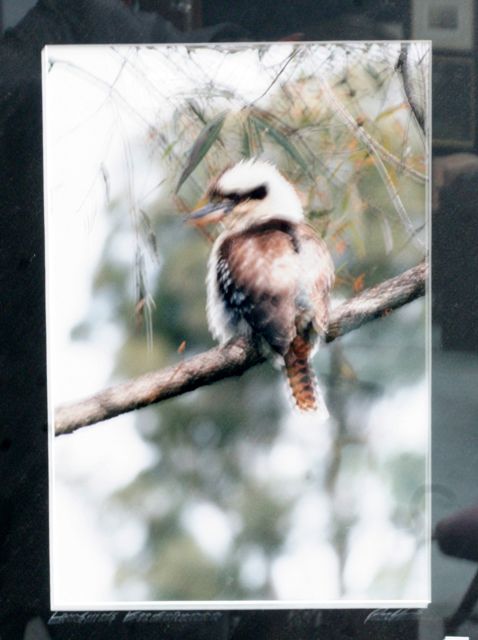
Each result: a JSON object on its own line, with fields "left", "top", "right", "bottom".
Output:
{"left": 0, "top": 1, "right": 477, "bottom": 639}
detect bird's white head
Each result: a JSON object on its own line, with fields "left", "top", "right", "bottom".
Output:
{"left": 188, "top": 159, "right": 304, "bottom": 231}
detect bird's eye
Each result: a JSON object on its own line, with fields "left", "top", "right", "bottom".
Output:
{"left": 247, "top": 184, "right": 268, "bottom": 200}
{"left": 224, "top": 185, "right": 268, "bottom": 203}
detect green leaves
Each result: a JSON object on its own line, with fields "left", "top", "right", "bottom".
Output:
{"left": 175, "top": 107, "right": 313, "bottom": 193}
{"left": 249, "top": 111, "right": 309, "bottom": 175}
{"left": 139, "top": 209, "right": 160, "bottom": 262}
{"left": 175, "top": 111, "right": 227, "bottom": 193}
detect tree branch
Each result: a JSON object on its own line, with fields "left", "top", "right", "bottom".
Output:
{"left": 55, "top": 261, "right": 428, "bottom": 436}
{"left": 396, "top": 44, "right": 427, "bottom": 136}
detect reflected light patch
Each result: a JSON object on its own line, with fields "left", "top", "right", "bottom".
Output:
{"left": 182, "top": 502, "right": 233, "bottom": 562}
{"left": 271, "top": 544, "right": 340, "bottom": 600}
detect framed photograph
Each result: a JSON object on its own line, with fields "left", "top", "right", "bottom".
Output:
{"left": 433, "top": 55, "right": 476, "bottom": 149}
{"left": 5, "top": 0, "right": 478, "bottom": 636}
{"left": 412, "top": 0, "right": 475, "bottom": 51}
{"left": 44, "top": 41, "right": 430, "bottom": 611}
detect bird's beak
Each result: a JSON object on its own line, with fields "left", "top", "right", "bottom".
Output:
{"left": 185, "top": 197, "right": 234, "bottom": 226}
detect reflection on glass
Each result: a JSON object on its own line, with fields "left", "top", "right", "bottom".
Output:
{"left": 46, "top": 42, "right": 430, "bottom": 606}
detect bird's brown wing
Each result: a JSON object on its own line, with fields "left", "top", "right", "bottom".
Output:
{"left": 217, "top": 221, "right": 334, "bottom": 354}
{"left": 217, "top": 223, "right": 300, "bottom": 355}
{"left": 295, "top": 223, "right": 335, "bottom": 336}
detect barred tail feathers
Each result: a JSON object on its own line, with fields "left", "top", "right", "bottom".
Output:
{"left": 284, "top": 336, "right": 328, "bottom": 417}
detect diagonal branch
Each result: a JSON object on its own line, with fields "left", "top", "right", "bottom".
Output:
{"left": 397, "top": 44, "right": 427, "bottom": 136}
{"left": 55, "top": 261, "right": 428, "bottom": 436}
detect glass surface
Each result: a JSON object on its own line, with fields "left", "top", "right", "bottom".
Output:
{"left": 44, "top": 41, "right": 430, "bottom": 608}
{"left": 1, "top": 0, "right": 477, "bottom": 637}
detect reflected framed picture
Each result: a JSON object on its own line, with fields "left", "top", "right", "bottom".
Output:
{"left": 44, "top": 41, "right": 431, "bottom": 611}
{"left": 412, "top": 0, "right": 474, "bottom": 51}
{"left": 433, "top": 55, "right": 476, "bottom": 149}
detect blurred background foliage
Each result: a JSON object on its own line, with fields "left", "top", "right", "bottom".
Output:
{"left": 51, "top": 42, "right": 429, "bottom": 601}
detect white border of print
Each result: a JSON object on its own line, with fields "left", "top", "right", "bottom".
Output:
{"left": 43, "top": 41, "right": 432, "bottom": 612}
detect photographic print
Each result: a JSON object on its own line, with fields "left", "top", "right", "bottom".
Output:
{"left": 44, "top": 41, "right": 430, "bottom": 609}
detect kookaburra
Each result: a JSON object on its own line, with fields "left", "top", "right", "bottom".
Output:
{"left": 187, "top": 159, "right": 334, "bottom": 414}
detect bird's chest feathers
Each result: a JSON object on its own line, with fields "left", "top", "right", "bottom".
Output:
{"left": 207, "top": 220, "right": 317, "bottom": 345}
